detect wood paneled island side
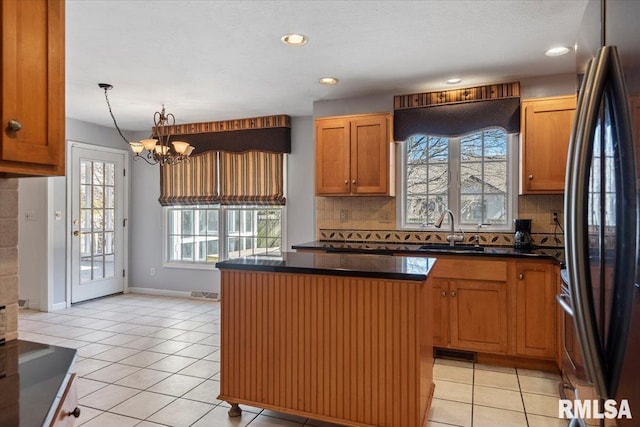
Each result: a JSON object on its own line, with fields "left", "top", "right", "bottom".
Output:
{"left": 215, "top": 252, "right": 436, "bottom": 427}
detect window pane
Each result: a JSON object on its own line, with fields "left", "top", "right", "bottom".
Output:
{"left": 181, "top": 210, "right": 194, "bottom": 235}
{"left": 483, "top": 129, "right": 507, "bottom": 160}
{"left": 460, "top": 194, "right": 483, "bottom": 225}
{"left": 484, "top": 162, "right": 507, "bottom": 193}
{"left": 485, "top": 194, "right": 507, "bottom": 224}
{"left": 428, "top": 164, "right": 448, "bottom": 194}
{"left": 406, "top": 165, "right": 427, "bottom": 195}
{"left": 80, "top": 161, "right": 91, "bottom": 185}
{"left": 105, "top": 163, "right": 115, "bottom": 186}
{"left": 93, "top": 162, "right": 104, "bottom": 185}
{"left": 406, "top": 136, "right": 428, "bottom": 164}
{"left": 207, "top": 211, "right": 219, "bottom": 233}
{"left": 460, "top": 132, "right": 482, "bottom": 160}
{"left": 197, "top": 210, "right": 208, "bottom": 235}
{"left": 105, "top": 187, "right": 114, "bottom": 208}
{"left": 93, "top": 186, "right": 104, "bottom": 209}
{"left": 460, "top": 162, "right": 482, "bottom": 193}
{"left": 429, "top": 137, "right": 448, "bottom": 162}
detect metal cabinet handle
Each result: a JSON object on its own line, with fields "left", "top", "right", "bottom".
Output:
{"left": 441, "top": 291, "right": 447, "bottom": 297}
{"left": 344, "top": 180, "right": 348, "bottom": 184}
{"left": 528, "top": 175, "right": 533, "bottom": 180}
{"left": 518, "top": 273, "right": 524, "bottom": 280}
{"left": 450, "top": 291, "right": 456, "bottom": 297}
{"left": 69, "top": 407, "right": 81, "bottom": 418}
{"left": 352, "top": 180, "right": 356, "bottom": 185}
{"left": 7, "top": 119, "right": 22, "bottom": 132}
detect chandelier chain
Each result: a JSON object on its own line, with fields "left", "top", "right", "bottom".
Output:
{"left": 102, "top": 86, "right": 131, "bottom": 145}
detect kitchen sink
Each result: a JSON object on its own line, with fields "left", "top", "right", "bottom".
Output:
{"left": 418, "top": 243, "right": 485, "bottom": 252}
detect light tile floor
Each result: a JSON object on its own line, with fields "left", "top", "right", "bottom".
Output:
{"left": 18, "top": 293, "right": 569, "bottom": 427}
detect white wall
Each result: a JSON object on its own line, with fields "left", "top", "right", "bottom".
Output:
{"left": 286, "top": 116, "right": 315, "bottom": 246}
{"left": 18, "top": 178, "right": 48, "bottom": 309}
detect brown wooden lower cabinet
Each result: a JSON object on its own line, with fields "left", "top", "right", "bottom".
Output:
{"left": 428, "top": 255, "right": 558, "bottom": 365}
{"left": 51, "top": 373, "right": 79, "bottom": 427}
{"left": 218, "top": 270, "right": 434, "bottom": 427}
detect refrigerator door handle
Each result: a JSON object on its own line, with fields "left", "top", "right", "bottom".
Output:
{"left": 565, "top": 46, "right": 608, "bottom": 398}
{"left": 566, "top": 45, "right": 637, "bottom": 399}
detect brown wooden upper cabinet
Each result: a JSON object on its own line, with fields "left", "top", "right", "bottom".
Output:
{"left": 315, "top": 113, "right": 395, "bottom": 196}
{"left": 520, "top": 95, "right": 576, "bottom": 194}
{"left": 0, "top": 0, "right": 65, "bottom": 176}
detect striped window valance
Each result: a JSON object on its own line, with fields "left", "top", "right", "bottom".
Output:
{"left": 219, "top": 151, "right": 285, "bottom": 205}
{"left": 159, "top": 151, "right": 219, "bottom": 206}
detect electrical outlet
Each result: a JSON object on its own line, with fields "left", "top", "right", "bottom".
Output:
{"left": 150, "top": 267, "right": 156, "bottom": 276}
{"left": 340, "top": 210, "right": 348, "bottom": 221}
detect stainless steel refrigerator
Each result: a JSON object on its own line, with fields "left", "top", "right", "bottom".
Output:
{"left": 562, "top": 0, "right": 640, "bottom": 426}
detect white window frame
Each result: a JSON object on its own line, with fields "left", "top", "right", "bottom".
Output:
{"left": 398, "top": 130, "right": 518, "bottom": 232}
{"left": 163, "top": 205, "right": 286, "bottom": 270}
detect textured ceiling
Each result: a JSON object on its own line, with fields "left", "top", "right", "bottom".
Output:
{"left": 65, "top": 0, "right": 589, "bottom": 131}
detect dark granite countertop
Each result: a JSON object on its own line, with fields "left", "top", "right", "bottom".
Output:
{"left": 215, "top": 251, "right": 436, "bottom": 281}
{"left": 0, "top": 340, "right": 77, "bottom": 427}
{"left": 291, "top": 240, "right": 564, "bottom": 265}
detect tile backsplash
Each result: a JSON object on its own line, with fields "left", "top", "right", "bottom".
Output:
{"left": 0, "top": 178, "right": 19, "bottom": 342}
{"left": 315, "top": 194, "right": 565, "bottom": 248}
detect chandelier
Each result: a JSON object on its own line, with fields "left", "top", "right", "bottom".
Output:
{"left": 99, "top": 83, "right": 194, "bottom": 166}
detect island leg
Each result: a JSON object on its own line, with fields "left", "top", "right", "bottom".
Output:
{"left": 228, "top": 403, "right": 242, "bottom": 417}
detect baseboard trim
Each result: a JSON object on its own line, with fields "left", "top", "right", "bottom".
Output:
{"left": 52, "top": 301, "right": 68, "bottom": 311}
{"left": 128, "top": 287, "right": 192, "bottom": 299}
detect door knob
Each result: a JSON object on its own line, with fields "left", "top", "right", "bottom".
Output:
{"left": 450, "top": 291, "right": 456, "bottom": 297}
{"left": 519, "top": 273, "right": 524, "bottom": 280}
{"left": 528, "top": 175, "right": 533, "bottom": 180}
{"left": 73, "top": 230, "right": 80, "bottom": 236}
{"left": 344, "top": 180, "right": 348, "bottom": 184}
{"left": 352, "top": 180, "right": 356, "bottom": 185}
{"left": 441, "top": 291, "right": 447, "bottom": 297}
{"left": 7, "top": 119, "right": 22, "bottom": 132}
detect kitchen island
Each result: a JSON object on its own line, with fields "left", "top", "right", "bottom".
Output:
{"left": 215, "top": 252, "right": 436, "bottom": 427}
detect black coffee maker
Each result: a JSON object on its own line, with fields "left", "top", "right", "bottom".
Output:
{"left": 514, "top": 219, "right": 532, "bottom": 249}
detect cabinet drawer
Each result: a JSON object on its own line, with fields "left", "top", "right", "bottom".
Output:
{"left": 431, "top": 258, "right": 507, "bottom": 282}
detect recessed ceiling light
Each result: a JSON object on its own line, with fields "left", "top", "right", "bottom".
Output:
{"left": 545, "top": 46, "right": 571, "bottom": 57}
{"left": 281, "top": 33, "right": 308, "bottom": 46}
{"left": 319, "top": 77, "right": 339, "bottom": 85}
{"left": 446, "top": 78, "right": 462, "bottom": 84}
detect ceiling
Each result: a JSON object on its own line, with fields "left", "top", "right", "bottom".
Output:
{"left": 66, "top": 0, "right": 589, "bottom": 132}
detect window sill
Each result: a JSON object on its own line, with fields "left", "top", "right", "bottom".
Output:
{"left": 162, "top": 262, "right": 218, "bottom": 271}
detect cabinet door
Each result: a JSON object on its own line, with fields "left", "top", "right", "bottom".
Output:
{"left": 431, "top": 279, "right": 449, "bottom": 347}
{"left": 1, "top": 0, "right": 65, "bottom": 175}
{"left": 315, "top": 118, "right": 351, "bottom": 195}
{"left": 449, "top": 279, "right": 508, "bottom": 353}
{"left": 350, "top": 115, "right": 390, "bottom": 194}
{"left": 521, "top": 96, "right": 576, "bottom": 194}
{"left": 515, "top": 261, "right": 556, "bottom": 358}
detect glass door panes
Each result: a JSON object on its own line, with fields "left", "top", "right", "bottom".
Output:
{"left": 80, "top": 160, "right": 116, "bottom": 283}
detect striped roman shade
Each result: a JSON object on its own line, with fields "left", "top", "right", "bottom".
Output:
{"left": 219, "top": 151, "right": 285, "bottom": 205}
{"left": 159, "top": 151, "right": 219, "bottom": 206}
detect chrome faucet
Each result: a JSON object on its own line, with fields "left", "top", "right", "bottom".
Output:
{"left": 434, "top": 209, "right": 464, "bottom": 246}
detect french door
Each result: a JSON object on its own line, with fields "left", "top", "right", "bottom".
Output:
{"left": 70, "top": 144, "right": 127, "bottom": 303}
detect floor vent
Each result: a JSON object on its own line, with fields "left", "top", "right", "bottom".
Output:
{"left": 18, "top": 299, "right": 28, "bottom": 308}
{"left": 189, "top": 291, "right": 220, "bottom": 302}
{"left": 434, "top": 347, "right": 477, "bottom": 363}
